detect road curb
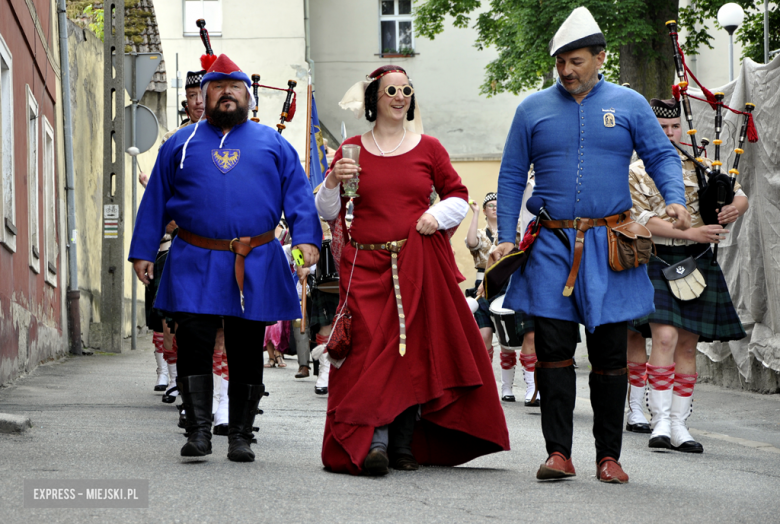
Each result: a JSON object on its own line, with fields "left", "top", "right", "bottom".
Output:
{"left": 0, "top": 413, "right": 33, "bottom": 433}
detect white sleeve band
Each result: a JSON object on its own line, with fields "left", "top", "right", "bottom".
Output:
{"left": 316, "top": 184, "right": 341, "bottom": 221}
{"left": 427, "top": 197, "right": 469, "bottom": 230}
{"left": 735, "top": 189, "right": 746, "bottom": 198}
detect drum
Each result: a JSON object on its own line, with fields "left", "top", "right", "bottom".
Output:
{"left": 315, "top": 239, "right": 339, "bottom": 294}
{"left": 489, "top": 295, "right": 523, "bottom": 350}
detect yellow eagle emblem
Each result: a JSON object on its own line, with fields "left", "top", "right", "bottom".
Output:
{"left": 212, "top": 149, "right": 241, "bottom": 174}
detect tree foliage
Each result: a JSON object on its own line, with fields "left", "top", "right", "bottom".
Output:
{"left": 415, "top": 0, "right": 777, "bottom": 98}
{"left": 679, "top": 0, "right": 779, "bottom": 64}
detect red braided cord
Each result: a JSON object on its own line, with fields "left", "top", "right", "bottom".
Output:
{"left": 670, "top": 36, "right": 758, "bottom": 143}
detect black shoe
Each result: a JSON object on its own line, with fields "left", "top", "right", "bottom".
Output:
{"left": 363, "top": 448, "right": 389, "bottom": 476}
{"left": 154, "top": 384, "right": 168, "bottom": 392}
{"left": 390, "top": 453, "right": 419, "bottom": 471}
{"left": 648, "top": 435, "right": 672, "bottom": 449}
{"left": 162, "top": 386, "right": 178, "bottom": 404}
{"left": 213, "top": 424, "right": 229, "bottom": 436}
{"left": 626, "top": 422, "right": 651, "bottom": 433}
{"left": 672, "top": 440, "right": 704, "bottom": 453}
{"left": 176, "top": 405, "right": 187, "bottom": 429}
{"left": 315, "top": 386, "right": 328, "bottom": 395}
{"left": 502, "top": 394, "right": 516, "bottom": 402}
{"left": 524, "top": 398, "right": 540, "bottom": 407}
{"left": 178, "top": 375, "right": 213, "bottom": 457}
{"left": 227, "top": 382, "right": 265, "bottom": 462}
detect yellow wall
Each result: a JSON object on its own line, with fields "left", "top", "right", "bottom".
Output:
{"left": 450, "top": 159, "right": 501, "bottom": 291}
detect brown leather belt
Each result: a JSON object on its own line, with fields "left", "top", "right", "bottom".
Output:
{"left": 351, "top": 239, "right": 408, "bottom": 356}
{"left": 541, "top": 213, "right": 627, "bottom": 297}
{"left": 177, "top": 227, "right": 276, "bottom": 310}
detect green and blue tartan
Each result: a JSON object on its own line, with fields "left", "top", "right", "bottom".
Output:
{"left": 474, "top": 296, "right": 493, "bottom": 329}
{"left": 633, "top": 244, "right": 746, "bottom": 342}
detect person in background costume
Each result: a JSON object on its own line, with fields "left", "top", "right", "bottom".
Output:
{"left": 316, "top": 65, "right": 510, "bottom": 476}
{"left": 626, "top": 98, "right": 747, "bottom": 452}
{"left": 468, "top": 189, "right": 540, "bottom": 406}
{"left": 129, "top": 54, "right": 321, "bottom": 463}
{"left": 491, "top": 7, "right": 690, "bottom": 484}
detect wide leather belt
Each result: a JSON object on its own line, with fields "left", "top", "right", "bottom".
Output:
{"left": 177, "top": 228, "right": 276, "bottom": 310}
{"left": 541, "top": 213, "right": 627, "bottom": 297}
{"left": 351, "top": 239, "right": 408, "bottom": 356}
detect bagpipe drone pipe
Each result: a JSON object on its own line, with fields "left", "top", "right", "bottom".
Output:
{"left": 666, "top": 21, "right": 758, "bottom": 264}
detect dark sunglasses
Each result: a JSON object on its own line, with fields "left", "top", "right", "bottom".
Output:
{"left": 383, "top": 84, "right": 414, "bottom": 98}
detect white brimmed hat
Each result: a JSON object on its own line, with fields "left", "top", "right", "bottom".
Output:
{"left": 549, "top": 7, "right": 606, "bottom": 57}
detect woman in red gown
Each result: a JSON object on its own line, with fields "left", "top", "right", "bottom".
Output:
{"left": 315, "top": 66, "right": 510, "bottom": 476}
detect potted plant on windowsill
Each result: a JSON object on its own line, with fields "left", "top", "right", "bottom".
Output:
{"left": 381, "top": 47, "right": 416, "bottom": 58}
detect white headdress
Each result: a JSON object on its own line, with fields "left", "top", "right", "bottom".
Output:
{"left": 549, "top": 7, "right": 606, "bottom": 57}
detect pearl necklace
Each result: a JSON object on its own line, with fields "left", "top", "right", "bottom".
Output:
{"left": 371, "top": 128, "right": 406, "bottom": 156}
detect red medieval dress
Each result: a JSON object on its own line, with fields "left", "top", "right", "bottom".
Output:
{"left": 321, "top": 134, "right": 510, "bottom": 475}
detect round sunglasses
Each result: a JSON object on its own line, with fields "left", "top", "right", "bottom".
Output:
{"left": 383, "top": 84, "right": 414, "bottom": 98}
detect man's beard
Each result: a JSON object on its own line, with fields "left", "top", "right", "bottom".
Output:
{"left": 206, "top": 96, "right": 249, "bottom": 128}
{"left": 562, "top": 72, "right": 599, "bottom": 95}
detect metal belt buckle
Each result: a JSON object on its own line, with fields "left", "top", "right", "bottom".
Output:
{"left": 572, "top": 217, "right": 581, "bottom": 230}
{"left": 229, "top": 238, "right": 240, "bottom": 253}
{"left": 388, "top": 241, "right": 402, "bottom": 253}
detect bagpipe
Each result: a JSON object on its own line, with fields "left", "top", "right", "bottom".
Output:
{"left": 196, "top": 19, "right": 298, "bottom": 134}
{"left": 666, "top": 20, "right": 758, "bottom": 263}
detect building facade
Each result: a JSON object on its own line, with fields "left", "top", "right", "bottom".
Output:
{"left": 0, "top": 0, "right": 69, "bottom": 384}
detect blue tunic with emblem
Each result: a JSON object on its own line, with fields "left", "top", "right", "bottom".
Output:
{"left": 497, "top": 77, "right": 686, "bottom": 331}
{"left": 129, "top": 120, "right": 322, "bottom": 322}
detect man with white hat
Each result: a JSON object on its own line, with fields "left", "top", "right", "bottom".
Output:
{"left": 129, "top": 54, "right": 321, "bottom": 463}
{"left": 491, "top": 7, "right": 691, "bottom": 483}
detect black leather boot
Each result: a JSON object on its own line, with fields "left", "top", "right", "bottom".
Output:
{"left": 227, "top": 382, "right": 265, "bottom": 462}
{"left": 590, "top": 369, "right": 629, "bottom": 463}
{"left": 178, "top": 375, "right": 213, "bottom": 457}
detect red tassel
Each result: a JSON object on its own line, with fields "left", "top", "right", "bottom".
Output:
{"left": 746, "top": 114, "right": 758, "bottom": 143}
{"left": 672, "top": 84, "right": 681, "bottom": 101}
{"left": 200, "top": 53, "right": 217, "bottom": 71}
{"left": 286, "top": 93, "right": 297, "bottom": 122}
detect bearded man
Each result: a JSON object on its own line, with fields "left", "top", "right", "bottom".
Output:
{"left": 492, "top": 7, "right": 691, "bottom": 483}
{"left": 129, "top": 54, "right": 321, "bottom": 463}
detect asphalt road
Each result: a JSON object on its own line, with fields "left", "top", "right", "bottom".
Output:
{"left": 0, "top": 332, "right": 778, "bottom": 523}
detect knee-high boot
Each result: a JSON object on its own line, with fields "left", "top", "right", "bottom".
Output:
{"left": 500, "top": 351, "right": 517, "bottom": 402}
{"left": 178, "top": 374, "right": 213, "bottom": 457}
{"left": 227, "top": 382, "right": 265, "bottom": 462}
{"left": 536, "top": 360, "right": 576, "bottom": 459}
{"left": 589, "top": 369, "right": 628, "bottom": 463}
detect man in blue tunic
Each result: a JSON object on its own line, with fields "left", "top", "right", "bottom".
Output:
{"left": 129, "top": 54, "right": 321, "bottom": 463}
{"left": 492, "top": 7, "right": 691, "bottom": 483}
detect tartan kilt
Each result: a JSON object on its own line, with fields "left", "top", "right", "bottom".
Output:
{"left": 633, "top": 244, "right": 746, "bottom": 343}
{"left": 474, "top": 297, "right": 493, "bottom": 329}
{"left": 309, "top": 287, "right": 340, "bottom": 330}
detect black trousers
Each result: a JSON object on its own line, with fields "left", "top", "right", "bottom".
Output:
{"left": 534, "top": 317, "right": 627, "bottom": 462}
{"left": 173, "top": 313, "right": 265, "bottom": 385}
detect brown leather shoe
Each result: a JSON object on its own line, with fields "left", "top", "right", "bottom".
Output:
{"left": 536, "top": 452, "right": 576, "bottom": 479}
{"left": 363, "top": 448, "right": 389, "bottom": 476}
{"left": 596, "top": 457, "right": 629, "bottom": 484}
{"left": 391, "top": 453, "right": 419, "bottom": 471}
{"left": 295, "top": 365, "right": 310, "bottom": 378}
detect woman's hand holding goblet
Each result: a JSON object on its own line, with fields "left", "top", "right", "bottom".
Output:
{"left": 325, "top": 158, "right": 361, "bottom": 190}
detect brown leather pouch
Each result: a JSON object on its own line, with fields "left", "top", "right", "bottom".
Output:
{"left": 607, "top": 218, "right": 654, "bottom": 271}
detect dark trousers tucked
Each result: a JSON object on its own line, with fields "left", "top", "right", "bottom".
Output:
{"left": 534, "top": 317, "right": 627, "bottom": 462}
{"left": 174, "top": 313, "right": 265, "bottom": 385}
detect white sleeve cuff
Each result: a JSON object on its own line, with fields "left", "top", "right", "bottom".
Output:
{"left": 735, "top": 189, "right": 746, "bottom": 198}
{"left": 428, "top": 197, "right": 469, "bottom": 230}
{"left": 635, "top": 210, "right": 657, "bottom": 227}
{"left": 315, "top": 183, "right": 341, "bottom": 221}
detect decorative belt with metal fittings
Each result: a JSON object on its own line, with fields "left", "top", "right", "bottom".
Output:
{"left": 542, "top": 212, "right": 628, "bottom": 297}
{"left": 351, "top": 239, "right": 408, "bottom": 355}
{"left": 177, "top": 227, "right": 276, "bottom": 310}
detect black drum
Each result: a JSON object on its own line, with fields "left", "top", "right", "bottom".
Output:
{"left": 489, "top": 295, "right": 523, "bottom": 350}
{"left": 315, "top": 240, "right": 339, "bottom": 294}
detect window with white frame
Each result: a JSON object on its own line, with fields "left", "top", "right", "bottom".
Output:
{"left": 42, "top": 116, "right": 57, "bottom": 286}
{"left": 27, "top": 85, "right": 40, "bottom": 273}
{"left": 0, "top": 32, "right": 15, "bottom": 253}
{"left": 379, "top": 0, "right": 414, "bottom": 56}
{"left": 183, "top": 0, "right": 222, "bottom": 37}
